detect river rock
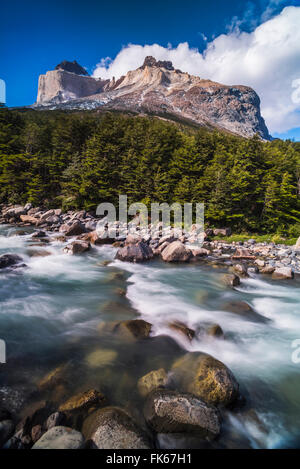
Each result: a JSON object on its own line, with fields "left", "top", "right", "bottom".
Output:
{"left": 171, "top": 352, "right": 239, "bottom": 407}
{"left": 20, "top": 214, "right": 39, "bottom": 224}
{"left": 260, "top": 265, "right": 275, "bottom": 274}
{"left": 45, "top": 412, "right": 66, "bottom": 430}
{"left": 115, "top": 241, "right": 153, "bottom": 262}
{"left": 98, "top": 319, "right": 152, "bottom": 341}
{"left": 63, "top": 240, "right": 90, "bottom": 255}
{"left": 59, "top": 389, "right": 106, "bottom": 413}
{"left": 144, "top": 389, "right": 221, "bottom": 438}
{"left": 32, "top": 426, "right": 85, "bottom": 449}
{"left": 0, "top": 420, "right": 15, "bottom": 447}
{"left": 272, "top": 267, "right": 294, "bottom": 280}
{"left": 221, "top": 273, "right": 240, "bottom": 287}
{"left": 137, "top": 369, "right": 168, "bottom": 397}
{"left": 82, "top": 407, "right": 151, "bottom": 449}
{"left": 206, "top": 324, "right": 224, "bottom": 338}
{"left": 222, "top": 301, "right": 269, "bottom": 323}
{"left": 60, "top": 220, "right": 85, "bottom": 236}
{"left": 168, "top": 321, "right": 195, "bottom": 341}
{"left": 161, "top": 241, "right": 192, "bottom": 262}
{"left": 0, "top": 254, "right": 23, "bottom": 269}
{"left": 213, "top": 228, "right": 231, "bottom": 237}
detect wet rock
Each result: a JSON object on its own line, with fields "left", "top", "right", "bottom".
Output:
{"left": 222, "top": 301, "right": 269, "bottom": 323}
{"left": 144, "top": 389, "right": 221, "bottom": 438}
{"left": 32, "top": 426, "right": 85, "bottom": 449}
{"left": 161, "top": 241, "right": 192, "bottom": 262}
{"left": 0, "top": 254, "right": 23, "bottom": 269}
{"left": 82, "top": 407, "right": 151, "bottom": 449}
{"left": 31, "top": 424, "right": 43, "bottom": 443}
{"left": 168, "top": 321, "right": 195, "bottom": 341}
{"left": 221, "top": 273, "right": 240, "bottom": 287}
{"left": 31, "top": 230, "right": 47, "bottom": 238}
{"left": 232, "top": 263, "right": 248, "bottom": 277}
{"left": 206, "top": 324, "right": 224, "bottom": 338}
{"left": 272, "top": 267, "right": 294, "bottom": 280}
{"left": 59, "top": 389, "right": 106, "bottom": 413}
{"left": 171, "top": 352, "right": 239, "bottom": 407}
{"left": 137, "top": 369, "right": 168, "bottom": 397}
{"left": 63, "top": 240, "right": 90, "bottom": 255}
{"left": 98, "top": 319, "right": 152, "bottom": 341}
{"left": 255, "top": 259, "right": 265, "bottom": 268}
{"left": 45, "top": 412, "right": 66, "bottom": 430}
{"left": 0, "top": 420, "right": 15, "bottom": 447}
{"left": 115, "top": 241, "right": 153, "bottom": 263}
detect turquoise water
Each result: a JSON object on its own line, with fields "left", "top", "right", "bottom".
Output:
{"left": 0, "top": 224, "right": 300, "bottom": 448}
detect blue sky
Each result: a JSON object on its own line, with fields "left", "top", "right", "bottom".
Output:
{"left": 1, "top": 0, "right": 299, "bottom": 140}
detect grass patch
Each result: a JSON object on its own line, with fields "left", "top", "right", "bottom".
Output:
{"left": 213, "top": 233, "right": 298, "bottom": 246}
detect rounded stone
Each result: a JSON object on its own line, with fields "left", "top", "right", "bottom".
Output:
{"left": 32, "top": 426, "right": 85, "bottom": 449}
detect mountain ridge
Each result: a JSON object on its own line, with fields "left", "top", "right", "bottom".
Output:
{"left": 34, "top": 56, "right": 270, "bottom": 139}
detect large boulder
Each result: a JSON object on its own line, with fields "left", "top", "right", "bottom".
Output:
{"left": 272, "top": 267, "right": 294, "bottom": 280}
{"left": 115, "top": 242, "right": 153, "bottom": 263}
{"left": 137, "top": 369, "right": 168, "bottom": 397}
{"left": 0, "top": 254, "right": 24, "bottom": 269}
{"left": 171, "top": 352, "right": 239, "bottom": 407}
{"left": 32, "top": 426, "right": 85, "bottom": 449}
{"left": 213, "top": 228, "right": 231, "bottom": 237}
{"left": 161, "top": 241, "right": 192, "bottom": 262}
{"left": 222, "top": 301, "right": 269, "bottom": 323}
{"left": 82, "top": 407, "right": 151, "bottom": 449}
{"left": 144, "top": 389, "right": 220, "bottom": 438}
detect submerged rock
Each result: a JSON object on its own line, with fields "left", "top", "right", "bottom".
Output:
{"left": 85, "top": 348, "right": 118, "bottom": 368}
{"left": 137, "top": 369, "right": 168, "bottom": 397}
{"left": 161, "top": 241, "right": 192, "bottom": 262}
{"left": 82, "top": 407, "right": 151, "bottom": 449}
{"left": 222, "top": 301, "right": 269, "bottom": 323}
{"left": 32, "top": 426, "right": 85, "bottom": 449}
{"left": 37, "top": 364, "right": 70, "bottom": 391}
{"left": 144, "top": 389, "right": 221, "bottom": 438}
{"left": 171, "top": 352, "right": 239, "bottom": 407}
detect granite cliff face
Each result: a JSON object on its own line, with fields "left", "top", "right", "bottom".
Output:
{"left": 35, "top": 57, "right": 270, "bottom": 139}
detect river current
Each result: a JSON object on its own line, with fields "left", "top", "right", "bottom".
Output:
{"left": 0, "top": 224, "right": 299, "bottom": 449}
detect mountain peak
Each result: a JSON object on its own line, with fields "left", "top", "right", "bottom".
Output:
{"left": 55, "top": 60, "right": 89, "bottom": 76}
{"left": 141, "top": 56, "right": 174, "bottom": 71}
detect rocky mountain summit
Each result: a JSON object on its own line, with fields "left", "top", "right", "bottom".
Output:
{"left": 55, "top": 60, "right": 89, "bottom": 76}
{"left": 35, "top": 56, "right": 270, "bottom": 139}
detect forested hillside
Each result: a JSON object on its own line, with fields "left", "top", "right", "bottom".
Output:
{"left": 1, "top": 107, "right": 300, "bottom": 234}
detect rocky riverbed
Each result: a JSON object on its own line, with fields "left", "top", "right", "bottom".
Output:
{"left": 0, "top": 204, "right": 300, "bottom": 449}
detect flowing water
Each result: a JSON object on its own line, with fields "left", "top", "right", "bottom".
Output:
{"left": 0, "top": 224, "right": 300, "bottom": 449}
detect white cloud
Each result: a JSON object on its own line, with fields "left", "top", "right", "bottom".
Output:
{"left": 93, "top": 6, "right": 300, "bottom": 134}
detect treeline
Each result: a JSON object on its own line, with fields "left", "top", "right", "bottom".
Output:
{"left": 1, "top": 107, "right": 300, "bottom": 234}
